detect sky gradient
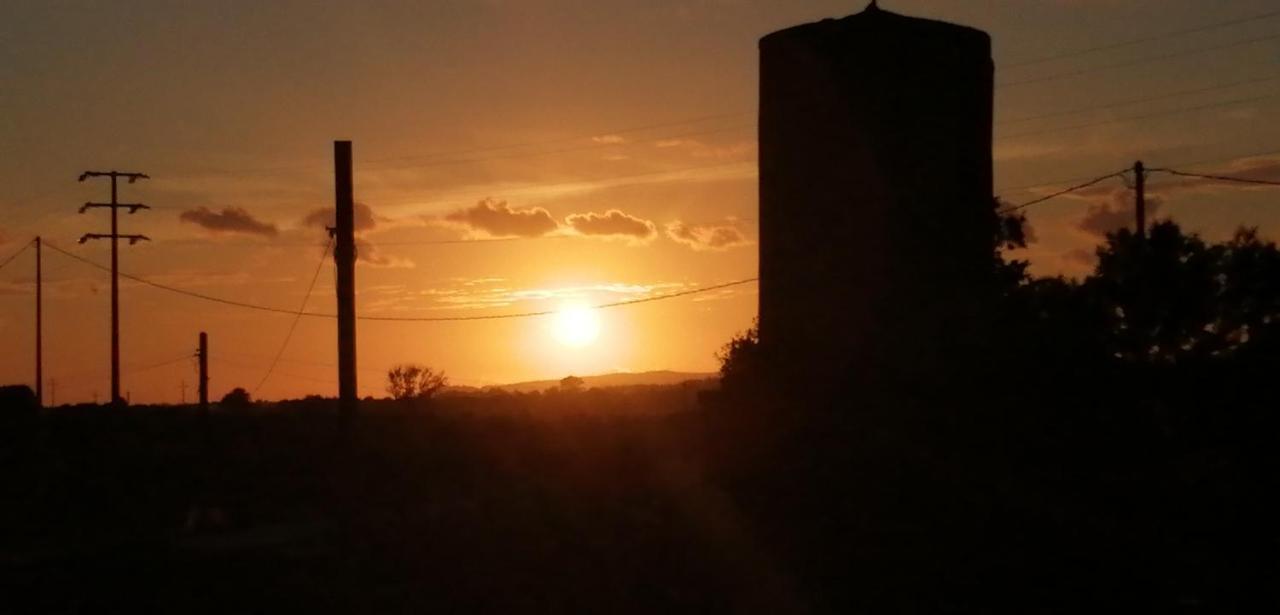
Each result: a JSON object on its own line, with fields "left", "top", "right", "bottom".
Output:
{"left": 3, "top": 0, "right": 1279, "bottom": 404}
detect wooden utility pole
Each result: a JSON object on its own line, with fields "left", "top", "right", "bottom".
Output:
{"left": 78, "top": 170, "right": 150, "bottom": 406}
{"left": 333, "top": 141, "right": 358, "bottom": 421}
{"left": 34, "top": 236, "right": 42, "bottom": 408}
{"left": 198, "top": 332, "right": 209, "bottom": 413}
{"left": 1134, "top": 160, "right": 1146, "bottom": 240}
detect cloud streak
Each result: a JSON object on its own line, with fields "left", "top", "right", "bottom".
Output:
{"left": 445, "top": 198, "right": 558, "bottom": 238}
{"left": 179, "top": 207, "right": 278, "bottom": 237}
{"left": 565, "top": 209, "right": 656, "bottom": 241}
{"left": 665, "top": 220, "right": 751, "bottom": 251}
{"left": 302, "top": 201, "right": 380, "bottom": 233}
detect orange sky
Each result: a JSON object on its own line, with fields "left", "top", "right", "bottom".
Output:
{"left": 3, "top": 1, "right": 1280, "bottom": 403}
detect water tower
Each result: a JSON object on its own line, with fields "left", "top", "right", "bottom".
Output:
{"left": 757, "top": 2, "right": 994, "bottom": 382}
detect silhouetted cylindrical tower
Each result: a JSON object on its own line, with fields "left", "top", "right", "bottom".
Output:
{"left": 758, "top": 4, "right": 993, "bottom": 383}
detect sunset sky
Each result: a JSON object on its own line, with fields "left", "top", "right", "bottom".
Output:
{"left": 3, "top": 0, "right": 1280, "bottom": 404}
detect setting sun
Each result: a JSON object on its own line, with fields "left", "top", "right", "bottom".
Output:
{"left": 552, "top": 305, "right": 602, "bottom": 348}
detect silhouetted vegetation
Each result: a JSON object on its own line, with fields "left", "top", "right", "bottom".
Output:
{"left": 386, "top": 363, "right": 448, "bottom": 401}
{"left": 707, "top": 204, "right": 1280, "bottom": 611}
{"left": 218, "top": 387, "right": 252, "bottom": 408}
{"left": 7, "top": 207, "right": 1279, "bottom": 613}
{"left": 558, "top": 375, "right": 585, "bottom": 392}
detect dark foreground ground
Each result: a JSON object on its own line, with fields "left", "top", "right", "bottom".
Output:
{"left": 1, "top": 384, "right": 1275, "bottom": 613}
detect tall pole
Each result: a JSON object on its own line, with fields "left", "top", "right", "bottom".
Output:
{"left": 334, "top": 141, "right": 358, "bottom": 421}
{"left": 1134, "top": 160, "right": 1146, "bottom": 240}
{"left": 78, "top": 170, "right": 150, "bottom": 406}
{"left": 110, "top": 176, "right": 120, "bottom": 405}
{"left": 198, "top": 332, "right": 209, "bottom": 413}
{"left": 35, "top": 236, "right": 42, "bottom": 408}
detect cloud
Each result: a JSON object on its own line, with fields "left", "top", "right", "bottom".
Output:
{"left": 1076, "top": 188, "right": 1164, "bottom": 238}
{"left": 299, "top": 203, "right": 411, "bottom": 267}
{"left": 302, "top": 201, "right": 379, "bottom": 233}
{"left": 356, "top": 238, "right": 414, "bottom": 268}
{"left": 178, "top": 207, "right": 278, "bottom": 237}
{"left": 564, "top": 209, "right": 656, "bottom": 241}
{"left": 445, "top": 198, "right": 559, "bottom": 237}
{"left": 591, "top": 135, "right": 626, "bottom": 144}
{"left": 665, "top": 220, "right": 751, "bottom": 251}
{"left": 654, "top": 138, "right": 757, "bottom": 160}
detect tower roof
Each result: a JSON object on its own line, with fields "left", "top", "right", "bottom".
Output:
{"left": 760, "top": 2, "right": 989, "bottom": 50}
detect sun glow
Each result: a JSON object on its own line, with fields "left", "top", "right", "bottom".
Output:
{"left": 552, "top": 304, "right": 602, "bottom": 348}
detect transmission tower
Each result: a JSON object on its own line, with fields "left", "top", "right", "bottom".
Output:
{"left": 78, "top": 170, "right": 151, "bottom": 406}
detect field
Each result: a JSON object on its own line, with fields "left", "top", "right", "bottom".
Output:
{"left": 1, "top": 381, "right": 1273, "bottom": 613}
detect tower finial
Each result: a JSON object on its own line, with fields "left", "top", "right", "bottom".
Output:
{"left": 867, "top": 0, "right": 879, "bottom": 9}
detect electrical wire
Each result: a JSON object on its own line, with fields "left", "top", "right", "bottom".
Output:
{"left": 997, "top": 31, "right": 1280, "bottom": 88}
{"left": 126, "top": 354, "right": 196, "bottom": 375}
{"left": 253, "top": 238, "right": 333, "bottom": 395}
{"left": 1004, "top": 9, "right": 1280, "bottom": 68}
{"left": 996, "top": 74, "right": 1280, "bottom": 126}
{"left": 43, "top": 240, "right": 756, "bottom": 321}
{"left": 1150, "top": 168, "right": 1280, "bottom": 186}
{"left": 0, "top": 239, "right": 31, "bottom": 272}
{"left": 356, "top": 123, "right": 754, "bottom": 173}
{"left": 997, "top": 92, "right": 1280, "bottom": 140}
{"left": 44, "top": 240, "right": 325, "bottom": 317}
{"left": 1000, "top": 171, "right": 1128, "bottom": 213}
{"left": 355, "top": 278, "right": 760, "bottom": 322}
{"left": 153, "top": 111, "right": 753, "bottom": 179}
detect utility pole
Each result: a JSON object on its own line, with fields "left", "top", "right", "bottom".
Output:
{"left": 78, "top": 170, "right": 150, "bottom": 407}
{"left": 1133, "top": 160, "right": 1146, "bottom": 240}
{"left": 35, "top": 236, "right": 42, "bottom": 408}
{"left": 198, "top": 332, "right": 209, "bottom": 413}
{"left": 333, "top": 141, "right": 358, "bottom": 422}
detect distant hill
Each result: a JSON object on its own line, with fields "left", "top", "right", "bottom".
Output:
{"left": 484, "top": 370, "right": 717, "bottom": 393}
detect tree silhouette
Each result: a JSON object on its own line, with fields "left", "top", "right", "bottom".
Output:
{"left": 559, "top": 375, "right": 585, "bottom": 392}
{"left": 716, "top": 320, "right": 761, "bottom": 394}
{"left": 1084, "top": 221, "right": 1280, "bottom": 362}
{"left": 387, "top": 364, "right": 448, "bottom": 400}
{"left": 219, "top": 387, "right": 252, "bottom": 408}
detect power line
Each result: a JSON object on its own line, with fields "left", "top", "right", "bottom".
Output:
{"left": 1150, "top": 168, "right": 1280, "bottom": 186}
{"left": 0, "top": 239, "right": 31, "bottom": 272}
{"left": 996, "top": 74, "right": 1280, "bottom": 126}
{"left": 43, "top": 240, "right": 756, "bottom": 321}
{"left": 211, "top": 356, "right": 338, "bottom": 386}
{"left": 997, "top": 31, "right": 1280, "bottom": 88}
{"left": 1161, "top": 147, "right": 1280, "bottom": 170}
{"left": 998, "top": 169, "right": 1124, "bottom": 195}
{"left": 361, "top": 111, "right": 753, "bottom": 165}
{"left": 126, "top": 354, "right": 196, "bottom": 375}
{"left": 1000, "top": 171, "right": 1128, "bottom": 213}
{"left": 997, "top": 92, "right": 1280, "bottom": 140}
{"left": 153, "top": 111, "right": 753, "bottom": 179}
{"left": 356, "top": 278, "right": 760, "bottom": 322}
{"left": 356, "top": 123, "right": 754, "bottom": 173}
{"left": 254, "top": 238, "right": 333, "bottom": 395}
{"left": 45, "top": 240, "right": 316, "bottom": 316}
{"left": 1004, "top": 9, "right": 1280, "bottom": 68}
{"left": 375, "top": 160, "right": 755, "bottom": 209}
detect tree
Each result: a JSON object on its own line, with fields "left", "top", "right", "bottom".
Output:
{"left": 220, "top": 387, "right": 252, "bottom": 408}
{"left": 559, "top": 375, "right": 585, "bottom": 392}
{"left": 387, "top": 364, "right": 448, "bottom": 401}
{"left": 717, "top": 321, "right": 762, "bottom": 393}
{"left": 1082, "top": 222, "right": 1280, "bottom": 362}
